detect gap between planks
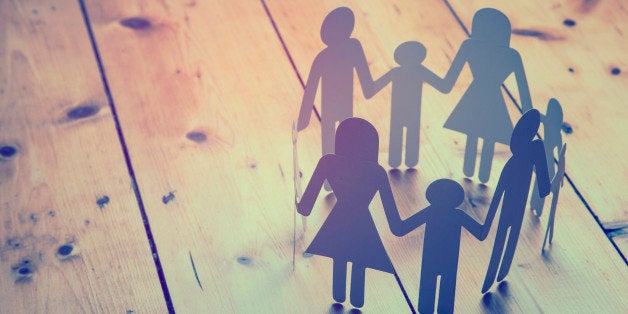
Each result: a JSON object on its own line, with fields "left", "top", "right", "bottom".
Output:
{"left": 77, "top": 0, "right": 176, "bottom": 312}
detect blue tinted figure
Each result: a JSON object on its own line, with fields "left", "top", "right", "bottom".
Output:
{"left": 372, "top": 41, "right": 448, "bottom": 168}
{"left": 402, "top": 179, "right": 486, "bottom": 313}
{"left": 441, "top": 8, "right": 533, "bottom": 183}
{"left": 481, "top": 109, "right": 551, "bottom": 293}
{"left": 542, "top": 144, "right": 567, "bottom": 251}
{"left": 297, "top": 118, "right": 414, "bottom": 308}
{"left": 297, "top": 7, "right": 374, "bottom": 158}
{"left": 530, "top": 99, "right": 564, "bottom": 216}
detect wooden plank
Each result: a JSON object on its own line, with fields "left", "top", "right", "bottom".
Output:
{"left": 0, "top": 1, "right": 166, "bottom": 313}
{"left": 444, "top": 0, "right": 628, "bottom": 233}
{"left": 83, "top": 0, "right": 413, "bottom": 312}
{"left": 266, "top": 0, "right": 628, "bottom": 312}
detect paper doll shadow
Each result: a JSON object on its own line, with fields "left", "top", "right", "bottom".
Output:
{"left": 328, "top": 303, "right": 362, "bottom": 314}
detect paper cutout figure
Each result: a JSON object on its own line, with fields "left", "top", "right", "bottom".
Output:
{"left": 401, "top": 179, "right": 486, "bottom": 313}
{"left": 372, "top": 41, "right": 448, "bottom": 168}
{"left": 297, "top": 118, "right": 414, "bottom": 308}
{"left": 542, "top": 144, "right": 567, "bottom": 251}
{"left": 441, "top": 8, "right": 533, "bottom": 183}
{"left": 530, "top": 98, "right": 564, "bottom": 216}
{"left": 481, "top": 109, "right": 550, "bottom": 293}
{"left": 296, "top": 7, "right": 375, "bottom": 158}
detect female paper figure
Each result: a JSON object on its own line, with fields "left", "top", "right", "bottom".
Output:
{"left": 401, "top": 179, "right": 486, "bottom": 313}
{"left": 530, "top": 99, "right": 564, "bottom": 216}
{"left": 297, "top": 118, "right": 414, "bottom": 308}
{"left": 296, "top": 7, "right": 374, "bottom": 159}
{"left": 542, "top": 144, "right": 567, "bottom": 251}
{"left": 372, "top": 41, "right": 448, "bottom": 168}
{"left": 481, "top": 109, "right": 550, "bottom": 293}
{"left": 441, "top": 8, "right": 533, "bottom": 183}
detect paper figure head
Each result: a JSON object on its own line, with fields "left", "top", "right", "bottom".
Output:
{"left": 321, "top": 7, "right": 355, "bottom": 45}
{"left": 510, "top": 109, "right": 541, "bottom": 155}
{"left": 546, "top": 98, "right": 563, "bottom": 125}
{"left": 394, "top": 41, "right": 426, "bottom": 65}
{"left": 425, "top": 179, "right": 465, "bottom": 208}
{"left": 471, "top": 8, "right": 511, "bottom": 46}
{"left": 335, "top": 118, "right": 379, "bottom": 163}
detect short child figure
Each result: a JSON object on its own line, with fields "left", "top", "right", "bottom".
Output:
{"left": 402, "top": 179, "right": 487, "bottom": 313}
{"left": 373, "top": 41, "right": 447, "bottom": 168}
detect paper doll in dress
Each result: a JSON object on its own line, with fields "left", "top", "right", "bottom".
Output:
{"left": 481, "top": 109, "right": 550, "bottom": 293}
{"left": 297, "top": 118, "right": 414, "bottom": 308}
{"left": 372, "top": 41, "right": 448, "bottom": 168}
{"left": 296, "top": 7, "right": 375, "bottom": 158}
{"left": 401, "top": 179, "right": 486, "bottom": 313}
{"left": 530, "top": 98, "right": 564, "bottom": 216}
{"left": 440, "top": 8, "right": 533, "bottom": 183}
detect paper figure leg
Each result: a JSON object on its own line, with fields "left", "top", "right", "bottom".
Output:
{"left": 463, "top": 136, "right": 478, "bottom": 177}
{"left": 389, "top": 124, "right": 403, "bottom": 168}
{"left": 478, "top": 140, "right": 494, "bottom": 183}
{"left": 530, "top": 180, "right": 546, "bottom": 216}
{"left": 350, "top": 263, "right": 366, "bottom": 308}
{"left": 482, "top": 222, "right": 508, "bottom": 293}
{"left": 322, "top": 119, "right": 336, "bottom": 191}
{"left": 418, "top": 267, "right": 437, "bottom": 313}
{"left": 437, "top": 273, "right": 456, "bottom": 314}
{"left": 332, "top": 259, "right": 347, "bottom": 303}
{"left": 405, "top": 124, "right": 420, "bottom": 168}
{"left": 497, "top": 224, "right": 522, "bottom": 282}
{"left": 548, "top": 191, "right": 560, "bottom": 245}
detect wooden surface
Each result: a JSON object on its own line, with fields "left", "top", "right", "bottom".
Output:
{"left": 0, "top": 1, "right": 166, "bottom": 313}
{"left": 2, "top": 0, "right": 626, "bottom": 313}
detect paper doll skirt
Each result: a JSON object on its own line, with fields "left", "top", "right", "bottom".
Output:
{"left": 443, "top": 85, "right": 513, "bottom": 145}
{"left": 305, "top": 207, "right": 395, "bottom": 274}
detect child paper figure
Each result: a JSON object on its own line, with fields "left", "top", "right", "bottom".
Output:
{"left": 297, "top": 7, "right": 374, "bottom": 159}
{"left": 481, "top": 109, "right": 551, "bottom": 293}
{"left": 530, "top": 99, "right": 564, "bottom": 216}
{"left": 372, "top": 41, "right": 448, "bottom": 168}
{"left": 441, "top": 8, "right": 533, "bottom": 183}
{"left": 401, "top": 179, "right": 486, "bottom": 313}
{"left": 542, "top": 144, "right": 567, "bottom": 251}
{"left": 297, "top": 118, "right": 414, "bottom": 308}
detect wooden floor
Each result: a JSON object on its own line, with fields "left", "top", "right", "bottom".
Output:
{"left": 1, "top": 0, "right": 626, "bottom": 313}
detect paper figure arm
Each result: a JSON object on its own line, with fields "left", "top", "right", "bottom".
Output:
{"left": 532, "top": 140, "right": 551, "bottom": 197}
{"left": 378, "top": 168, "right": 419, "bottom": 236}
{"left": 353, "top": 39, "right": 376, "bottom": 99}
{"left": 421, "top": 66, "right": 448, "bottom": 93}
{"left": 297, "top": 155, "right": 330, "bottom": 216}
{"left": 297, "top": 55, "right": 323, "bottom": 131}
{"left": 457, "top": 210, "right": 486, "bottom": 240}
{"left": 481, "top": 173, "right": 506, "bottom": 238}
{"left": 440, "top": 41, "right": 469, "bottom": 93}
{"left": 372, "top": 70, "right": 394, "bottom": 95}
{"left": 513, "top": 52, "right": 533, "bottom": 113}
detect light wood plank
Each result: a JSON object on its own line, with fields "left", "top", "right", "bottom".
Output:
{"left": 0, "top": 1, "right": 166, "bottom": 313}
{"left": 83, "top": 0, "right": 413, "bottom": 312}
{"left": 444, "top": 0, "right": 628, "bottom": 233}
{"left": 267, "top": 0, "right": 628, "bottom": 312}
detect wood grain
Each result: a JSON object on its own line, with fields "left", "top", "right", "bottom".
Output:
{"left": 83, "top": 0, "right": 414, "bottom": 312}
{"left": 266, "top": 0, "right": 628, "bottom": 312}
{"left": 444, "top": 0, "right": 628, "bottom": 237}
{"left": 0, "top": 0, "right": 166, "bottom": 313}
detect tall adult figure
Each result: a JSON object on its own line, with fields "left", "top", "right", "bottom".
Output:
{"left": 481, "top": 109, "right": 550, "bottom": 293}
{"left": 441, "top": 8, "right": 533, "bottom": 183}
{"left": 297, "top": 7, "right": 375, "bottom": 158}
{"left": 297, "top": 118, "right": 414, "bottom": 308}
